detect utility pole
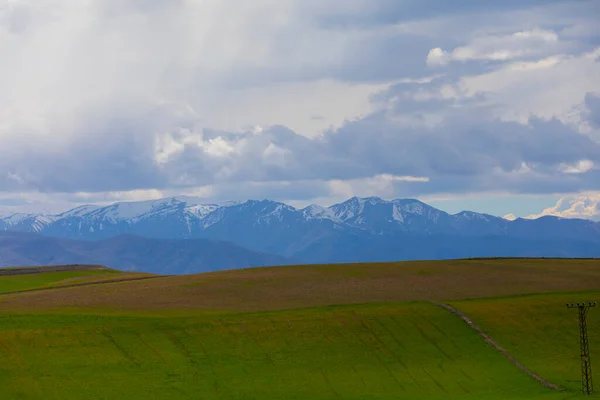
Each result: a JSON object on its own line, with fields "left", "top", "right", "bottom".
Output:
{"left": 567, "top": 301, "right": 597, "bottom": 395}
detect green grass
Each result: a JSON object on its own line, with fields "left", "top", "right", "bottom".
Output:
{"left": 2, "top": 260, "right": 600, "bottom": 399}
{"left": 451, "top": 291, "right": 600, "bottom": 397}
{"left": 0, "top": 269, "right": 119, "bottom": 293}
{"left": 0, "top": 303, "right": 572, "bottom": 400}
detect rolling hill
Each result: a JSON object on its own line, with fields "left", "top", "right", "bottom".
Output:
{"left": 1, "top": 258, "right": 599, "bottom": 312}
{"left": 0, "top": 259, "right": 599, "bottom": 399}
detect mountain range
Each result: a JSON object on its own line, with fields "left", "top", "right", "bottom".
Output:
{"left": 1, "top": 196, "right": 600, "bottom": 273}
{"left": 0, "top": 231, "right": 287, "bottom": 275}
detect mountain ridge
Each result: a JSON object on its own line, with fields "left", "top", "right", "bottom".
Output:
{"left": 2, "top": 196, "right": 599, "bottom": 266}
{"left": 1, "top": 195, "right": 585, "bottom": 232}
{"left": 0, "top": 231, "right": 288, "bottom": 274}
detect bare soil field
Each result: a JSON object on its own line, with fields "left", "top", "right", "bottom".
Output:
{"left": 1, "top": 258, "right": 599, "bottom": 313}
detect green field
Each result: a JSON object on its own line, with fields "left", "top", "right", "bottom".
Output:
{"left": 0, "top": 268, "right": 118, "bottom": 293}
{"left": 452, "top": 291, "right": 600, "bottom": 395}
{"left": 0, "top": 304, "right": 571, "bottom": 400}
{"left": 0, "top": 260, "right": 599, "bottom": 399}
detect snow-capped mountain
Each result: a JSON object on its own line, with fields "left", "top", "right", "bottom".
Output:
{"left": 330, "top": 197, "right": 450, "bottom": 232}
{"left": 2, "top": 196, "right": 600, "bottom": 263}
{"left": 0, "top": 213, "right": 57, "bottom": 233}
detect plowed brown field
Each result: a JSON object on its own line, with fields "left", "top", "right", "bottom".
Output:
{"left": 1, "top": 258, "right": 599, "bottom": 312}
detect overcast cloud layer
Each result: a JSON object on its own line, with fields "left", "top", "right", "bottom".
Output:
{"left": 1, "top": 0, "right": 600, "bottom": 218}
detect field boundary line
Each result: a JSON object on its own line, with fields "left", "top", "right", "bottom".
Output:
{"left": 431, "top": 301, "right": 561, "bottom": 391}
{"left": 0, "top": 275, "right": 163, "bottom": 296}
{"left": 0, "top": 265, "right": 110, "bottom": 276}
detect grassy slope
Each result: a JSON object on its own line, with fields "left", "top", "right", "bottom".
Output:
{"left": 451, "top": 291, "right": 600, "bottom": 397}
{"left": 0, "top": 268, "right": 119, "bottom": 293}
{"left": 0, "top": 303, "right": 566, "bottom": 400}
{"left": 0, "top": 259, "right": 599, "bottom": 399}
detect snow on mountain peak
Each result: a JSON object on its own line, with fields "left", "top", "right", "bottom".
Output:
{"left": 331, "top": 197, "right": 426, "bottom": 223}
{"left": 454, "top": 210, "right": 494, "bottom": 221}
{"left": 257, "top": 202, "right": 297, "bottom": 221}
{"left": 58, "top": 205, "right": 102, "bottom": 217}
{"left": 1, "top": 213, "right": 31, "bottom": 224}
{"left": 302, "top": 204, "right": 336, "bottom": 220}
{"left": 99, "top": 201, "right": 158, "bottom": 220}
{"left": 0, "top": 195, "right": 507, "bottom": 237}
{"left": 216, "top": 200, "right": 243, "bottom": 207}
{"left": 391, "top": 204, "right": 405, "bottom": 222}
{"left": 391, "top": 199, "right": 439, "bottom": 217}
{"left": 268, "top": 204, "right": 287, "bottom": 220}
{"left": 185, "top": 204, "right": 220, "bottom": 218}
{"left": 364, "top": 196, "right": 384, "bottom": 205}
{"left": 65, "top": 197, "right": 219, "bottom": 222}
{"left": 503, "top": 213, "right": 518, "bottom": 221}
{"left": 330, "top": 199, "right": 361, "bottom": 221}
{"left": 5, "top": 195, "right": 598, "bottom": 247}
{"left": 0, "top": 212, "right": 56, "bottom": 232}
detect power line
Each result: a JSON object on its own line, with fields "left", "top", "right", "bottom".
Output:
{"left": 567, "top": 301, "right": 597, "bottom": 395}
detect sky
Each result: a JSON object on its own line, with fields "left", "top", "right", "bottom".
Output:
{"left": 0, "top": 0, "right": 599, "bottom": 220}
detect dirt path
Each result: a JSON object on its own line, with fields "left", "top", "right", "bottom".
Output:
{"left": 431, "top": 302, "right": 561, "bottom": 391}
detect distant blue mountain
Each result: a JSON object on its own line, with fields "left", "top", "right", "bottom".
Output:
{"left": 1, "top": 196, "right": 600, "bottom": 271}
{"left": 0, "top": 231, "right": 287, "bottom": 275}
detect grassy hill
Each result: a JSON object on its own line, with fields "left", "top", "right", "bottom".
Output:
{"left": 0, "top": 259, "right": 598, "bottom": 399}
{"left": 0, "top": 303, "right": 571, "bottom": 400}
{"left": 451, "top": 291, "right": 600, "bottom": 394}
{"left": 0, "top": 264, "right": 153, "bottom": 294}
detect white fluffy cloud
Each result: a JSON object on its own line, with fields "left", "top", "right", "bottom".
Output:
{"left": 526, "top": 194, "right": 600, "bottom": 221}
{"left": 427, "top": 29, "right": 560, "bottom": 66}
{"left": 559, "top": 160, "right": 595, "bottom": 174}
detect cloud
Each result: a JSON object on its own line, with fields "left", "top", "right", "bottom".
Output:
{"left": 0, "top": 0, "right": 599, "bottom": 212}
{"left": 526, "top": 193, "right": 600, "bottom": 221}
{"left": 0, "top": 172, "right": 431, "bottom": 214}
{"left": 0, "top": 0, "right": 403, "bottom": 140}
{"left": 426, "top": 48, "right": 450, "bottom": 66}
{"left": 198, "top": 79, "right": 395, "bottom": 137}
{"left": 2, "top": 83, "right": 600, "bottom": 207}
{"left": 454, "top": 48, "right": 600, "bottom": 125}
{"left": 559, "top": 160, "right": 595, "bottom": 174}
{"left": 427, "top": 29, "right": 561, "bottom": 67}
{"left": 585, "top": 92, "right": 600, "bottom": 130}
{"left": 4, "top": 92, "right": 598, "bottom": 201}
